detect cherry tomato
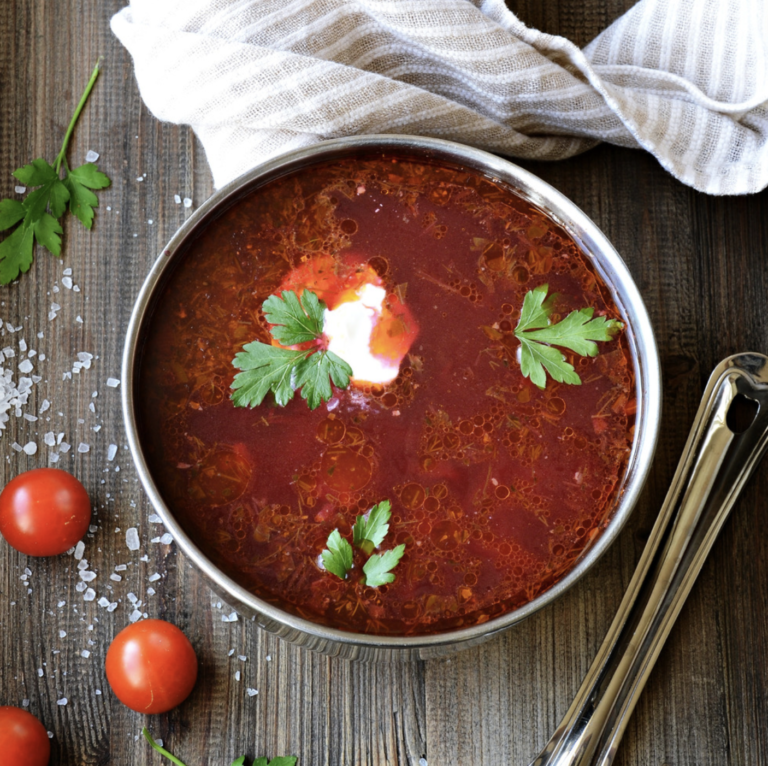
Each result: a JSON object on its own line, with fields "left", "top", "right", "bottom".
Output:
{"left": 0, "top": 706, "right": 50, "bottom": 766}
{"left": 106, "top": 619, "right": 198, "bottom": 714}
{"left": 0, "top": 468, "right": 91, "bottom": 557}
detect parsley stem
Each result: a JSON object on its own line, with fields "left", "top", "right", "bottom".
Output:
{"left": 54, "top": 60, "right": 102, "bottom": 175}
{"left": 142, "top": 728, "right": 189, "bottom": 766}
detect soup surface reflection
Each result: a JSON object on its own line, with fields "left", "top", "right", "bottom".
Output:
{"left": 138, "top": 155, "right": 635, "bottom": 635}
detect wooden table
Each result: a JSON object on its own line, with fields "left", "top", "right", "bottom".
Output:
{"left": 1, "top": 1, "right": 767, "bottom": 764}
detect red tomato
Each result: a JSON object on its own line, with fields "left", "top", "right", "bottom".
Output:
{"left": 0, "top": 706, "right": 50, "bottom": 766}
{"left": 106, "top": 620, "right": 198, "bottom": 714}
{"left": 0, "top": 468, "right": 91, "bottom": 556}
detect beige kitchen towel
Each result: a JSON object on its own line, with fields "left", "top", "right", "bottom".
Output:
{"left": 111, "top": 0, "right": 768, "bottom": 194}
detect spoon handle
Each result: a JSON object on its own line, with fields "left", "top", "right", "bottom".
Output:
{"left": 531, "top": 352, "right": 768, "bottom": 766}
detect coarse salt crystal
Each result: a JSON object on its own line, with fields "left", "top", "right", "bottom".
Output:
{"left": 106, "top": 377, "right": 120, "bottom": 388}
{"left": 18, "top": 359, "right": 33, "bottom": 373}
{"left": 75, "top": 582, "right": 87, "bottom": 593}
{"left": 183, "top": 197, "right": 192, "bottom": 208}
{"left": 57, "top": 698, "right": 67, "bottom": 706}
{"left": 62, "top": 276, "right": 73, "bottom": 289}
{"left": 37, "top": 668, "right": 44, "bottom": 677}
{"left": 174, "top": 194, "right": 181, "bottom": 204}
{"left": 136, "top": 176, "right": 143, "bottom": 182}
{"left": 22, "top": 699, "right": 29, "bottom": 707}
{"left": 57, "top": 601, "right": 66, "bottom": 608}
{"left": 74, "top": 541, "right": 85, "bottom": 559}
{"left": 83, "top": 588, "right": 96, "bottom": 601}
{"left": 23, "top": 442, "right": 38, "bottom": 455}
{"left": 40, "top": 399, "right": 50, "bottom": 413}
{"left": 107, "top": 602, "right": 118, "bottom": 612}
{"left": 222, "top": 612, "right": 238, "bottom": 623}
{"left": 60, "top": 443, "right": 71, "bottom": 453}
{"left": 77, "top": 560, "right": 89, "bottom": 571}
{"left": 146, "top": 587, "right": 156, "bottom": 596}
{"left": 79, "top": 571, "right": 97, "bottom": 582}
{"left": 44, "top": 432, "right": 56, "bottom": 447}
{"left": 235, "top": 671, "right": 241, "bottom": 681}
{"left": 129, "top": 609, "right": 143, "bottom": 623}
{"left": 228, "top": 649, "right": 235, "bottom": 656}
{"left": 23, "top": 413, "right": 38, "bottom": 422}
{"left": 148, "top": 514, "right": 162, "bottom": 523}
{"left": 76, "top": 316, "right": 83, "bottom": 324}
{"left": 246, "top": 688, "right": 258, "bottom": 697}
{"left": 147, "top": 573, "right": 161, "bottom": 582}
{"left": 81, "top": 649, "right": 91, "bottom": 658}
{"left": 126, "top": 528, "right": 140, "bottom": 551}
{"left": 77, "top": 443, "right": 90, "bottom": 453}
{"left": 97, "top": 597, "right": 110, "bottom": 608}
{"left": 107, "top": 444, "right": 118, "bottom": 461}
{"left": 15, "top": 185, "right": 26, "bottom": 194}
{"left": 85, "top": 150, "right": 99, "bottom": 162}
{"left": 238, "top": 655, "right": 247, "bottom": 662}
{"left": 110, "top": 574, "right": 122, "bottom": 582}
{"left": 114, "top": 564, "right": 127, "bottom": 571}
{"left": 160, "top": 533, "right": 173, "bottom": 545}
{"left": 59, "top": 630, "right": 67, "bottom": 638}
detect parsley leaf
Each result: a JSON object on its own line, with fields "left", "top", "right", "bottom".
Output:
{"left": 293, "top": 350, "right": 352, "bottom": 409}
{"left": 363, "top": 544, "right": 406, "bottom": 587}
{"left": 514, "top": 284, "right": 623, "bottom": 388}
{"left": 232, "top": 343, "right": 310, "bottom": 408}
{"left": 254, "top": 759, "right": 298, "bottom": 766}
{"left": 263, "top": 289, "right": 325, "bottom": 345}
{"left": 321, "top": 529, "right": 354, "bottom": 580}
{"left": 0, "top": 62, "right": 110, "bottom": 285}
{"left": 231, "top": 289, "right": 353, "bottom": 410}
{"left": 352, "top": 499, "right": 392, "bottom": 555}
{"left": 320, "top": 500, "right": 405, "bottom": 586}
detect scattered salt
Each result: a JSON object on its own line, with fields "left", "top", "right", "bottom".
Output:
{"left": 146, "top": 587, "right": 156, "bottom": 596}
{"left": 238, "top": 655, "right": 247, "bottom": 662}
{"left": 174, "top": 194, "right": 181, "bottom": 204}
{"left": 57, "top": 698, "right": 68, "bottom": 706}
{"left": 59, "top": 630, "right": 67, "bottom": 638}
{"left": 183, "top": 197, "right": 192, "bottom": 208}
{"left": 37, "top": 668, "right": 44, "bottom": 677}
{"left": 44, "top": 432, "right": 56, "bottom": 447}
{"left": 246, "top": 688, "right": 258, "bottom": 697}
{"left": 222, "top": 612, "right": 238, "bottom": 623}
{"left": 129, "top": 609, "right": 143, "bottom": 623}
{"left": 147, "top": 573, "right": 161, "bottom": 582}
{"left": 159, "top": 533, "right": 173, "bottom": 545}
{"left": 148, "top": 514, "right": 162, "bottom": 523}
{"left": 83, "top": 588, "right": 96, "bottom": 601}
{"left": 126, "top": 528, "right": 140, "bottom": 551}
{"left": 106, "top": 377, "right": 120, "bottom": 388}
{"left": 60, "top": 443, "right": 71, "bottom": 453}
{"left": 62, "top": 277, "right": 73, "bottom": 290}
{"left": 97, "top": 597, "right": 110, "bottom": 608}
{"left": 110, "top": 574, "right": 122, "bottom": 582}
{"left": 15, "top": 185, "right": 26, "bottom": 194}
{"left": 85, "top": 150, "right": 99, "bottom": 162}
{"left": 235, "top": 671, "right": 241, "bottom": 681}
{"left": 77, "top": 443, "right": 90, "bottom": 453}
{"left": 18, "top": 359, "right": 33, "bottom": 373}
{"left": 22, "top": 699, "right": 29, "bottom": 707}
{"left": 22, "top": 441, "right": 37, "bottom": 455}
{"left": 107, "top": 444, "right": 118, "bottom": 461}
{"left": 79, "top": 571, "right": 97, "bottom": 582}
{"left": 107, "top": 602, "right": 118, "bottom": 612}
{"left": 81, "top": 649, "right": 91, "bottom": 658}
{"left": 74, "top": 541, "right": 85, "bottom": 560}
{"left": 114, "top": 564, "right": 127, "bottom": 571}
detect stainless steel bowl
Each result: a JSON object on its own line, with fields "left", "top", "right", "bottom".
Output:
{"left": 122, "top": 135, "right": 661, "bottom": 660}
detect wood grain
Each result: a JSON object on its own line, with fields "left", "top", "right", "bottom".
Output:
{"left": 1, "top": 1, "right": 766, "bottom": 765}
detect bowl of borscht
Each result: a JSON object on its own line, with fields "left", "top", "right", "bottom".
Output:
{"left": 123, "top": 136, "right": 660, "bottom": 660}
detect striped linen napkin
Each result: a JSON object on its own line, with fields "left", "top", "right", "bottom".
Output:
{"left": 111, "top": 0, "right": 768, "bottom": 195}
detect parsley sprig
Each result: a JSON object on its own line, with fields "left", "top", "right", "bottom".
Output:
{"left": 231, "top": 289, "right": 353, "bottom": 410}
{"left": 515, "top": 284, "right": 623, "bottom": 388}
{"left": 143, "top": 728, "right": 297, "bottom": 766}
{"left": 0, "top": 61, "right": 110, "bottom": 285}
{"left": 321, "top": 500, "right": 405, "bottom": 588}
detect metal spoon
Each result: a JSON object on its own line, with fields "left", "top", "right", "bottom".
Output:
{"left": 531, "top": 352, "right": 768, "bottom": 766}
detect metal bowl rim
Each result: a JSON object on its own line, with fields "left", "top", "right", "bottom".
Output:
{"left": 122, "top": 134, "right": 661, "bottom": 652}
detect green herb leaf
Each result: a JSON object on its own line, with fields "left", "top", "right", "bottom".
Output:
{"left": 0, "top": 222, "right": 35, "bottom": 284}
{"left": 231, "top": 758, "right": 246, "bottom": 766}
{"left": 13, "top": 157, "right": 57, "bottom": 187}
{"left": 363, "top": 544, "right": 406, "bottom": 587}
{"left": 352, "top": 500, "right": 391, "bottom": 555}
{"left": 514, "top": 284, "right": 623, "bottom": 388}
{"left": 64, "top": 163, "right": 110, "bottom": 229}
{"left": 293, "top": 350, "right": 353, "bottom": 409}
{"left": 231, "top": 342, "right": 310, "bottom": 408}
{"left": 0, "top": 199, "right": 26, "bottom": 231}
{"left": 231, "top": 290, "right": 353, "bottom": 410}
{"left": 263, "top": 289, "right": 325, "bottom": 345}
{"left": 0, "top": 62, "right": 109, "bottom": 285}
{"left": 321, "top": 529, "right": 354, "bottom": 580}
{"left": 33, "top": 213, "right": 64, "bottom": 256}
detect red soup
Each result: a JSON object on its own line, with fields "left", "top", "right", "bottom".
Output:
{"left": 137, "top": 154, "right": 635, "bottom": 636}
